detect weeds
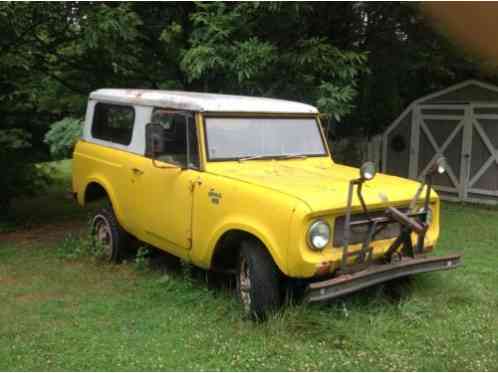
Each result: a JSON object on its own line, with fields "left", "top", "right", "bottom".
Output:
{"left": 134, "top": 246, "right": 151, "bottom": 271}
{"left": 56, "top": 228, "right": 106, "bottom": 261}
{"left": 55, "top": 233, "right": 93, "bottom": 260}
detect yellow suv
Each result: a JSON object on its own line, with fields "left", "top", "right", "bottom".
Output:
{"left": 73, "top": 89, "right": 461, "bottom": 318}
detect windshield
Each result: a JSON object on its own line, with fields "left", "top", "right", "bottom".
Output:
{"left": 204, "top": 117, "right": 327, "bottom": 161}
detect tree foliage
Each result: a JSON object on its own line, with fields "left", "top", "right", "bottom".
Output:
{"left": 0, "top": 2, "right": 495, "bottom": 216}
{"left": 179, "top": 2, "right": 369, "bottom": 117}
{"left": 44, "top": 118, "right": 83, "bottom": 160}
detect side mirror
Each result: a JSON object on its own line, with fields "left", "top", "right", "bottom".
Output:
{"left": 145, "top": 123, "right": 164, "bottom": 159}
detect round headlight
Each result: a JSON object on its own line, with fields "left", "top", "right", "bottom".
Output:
{"left": 360, "top": 161, "right": 377, "bottom": 181}
{"left": 308, "top": 220, "right": 331, "bottom": 250}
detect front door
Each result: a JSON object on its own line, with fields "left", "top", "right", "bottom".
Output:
{"left": 412, "top": 105, "right": 469, "bottom": 200}
{"left": 465, "top": 104, "right": 498, "bottom": 201}
{"left": 133, "top": 109, "right": 201, "bottom": 258}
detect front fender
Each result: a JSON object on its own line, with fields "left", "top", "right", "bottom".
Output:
{"left": 204, "top": 215, "right": 292, "bottom": 276}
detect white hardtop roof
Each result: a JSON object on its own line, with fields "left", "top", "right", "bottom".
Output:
{"left": 90, "top": 89, "right": 318, "bottom": 114}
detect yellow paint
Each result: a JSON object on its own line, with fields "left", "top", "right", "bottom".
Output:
{"left": 73, "top": 113, "right": 440, "bottom": 278}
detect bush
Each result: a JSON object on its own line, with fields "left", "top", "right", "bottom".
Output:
{"left": 44, "top": 117, "right": 83, "bottom": 160}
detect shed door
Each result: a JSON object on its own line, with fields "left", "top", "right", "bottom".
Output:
{"left": 412, "top": 105, "right": 468, "bottom": 200}
{"left": 465, "top": 104, "right": 498, "bottom": 202}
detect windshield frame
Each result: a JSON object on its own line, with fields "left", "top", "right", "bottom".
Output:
{"left": 202, "top": 113, "right": 329, "bottom": 162}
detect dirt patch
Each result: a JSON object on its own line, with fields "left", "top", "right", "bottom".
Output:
{"left": 0, "top": 275, "right": 17, "bottom": 286}
{"left": 0, "top": 220, "right": 88, "bottom": 247}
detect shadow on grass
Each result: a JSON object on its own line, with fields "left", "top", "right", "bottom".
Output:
{"left": 145, "top": 247, "right": 235, "bottom": 294}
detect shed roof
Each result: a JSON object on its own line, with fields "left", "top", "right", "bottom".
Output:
{"left": 417, "top": 79, "right": 498, "bottom": 104}
{"left": 90, "top": 89, "right": 318, "bottom": 114}
{"left": 384, "top": 80, "right": 498, "bottom": 136}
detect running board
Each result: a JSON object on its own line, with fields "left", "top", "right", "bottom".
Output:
{"left": 305, "top": 253, "right": 462, "bottom": 303}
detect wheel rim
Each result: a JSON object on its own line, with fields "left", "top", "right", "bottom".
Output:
{"left": 93, "top": 216, "right": 113, "bottom": 260}
{"left": 239, "top": 257, "right": 252, "bottom": 313}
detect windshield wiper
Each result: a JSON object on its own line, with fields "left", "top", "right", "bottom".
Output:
{"left": 279, "top": 154, "right": 308, "bottom": 160}
{"left": 238, "top": 155, "right": 277, "bottom": 162}
{"left": 238, "top": 154, "right": 308, "bottom": 162}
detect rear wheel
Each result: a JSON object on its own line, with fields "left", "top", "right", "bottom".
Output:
{"left": 91, "top": 207, "right": 130, "bottom": 263}
{"left": 236, "top": 240, "right": 281, "bottom": 320}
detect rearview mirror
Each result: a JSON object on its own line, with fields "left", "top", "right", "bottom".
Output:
{"left": 145, "top": 123, "right": 164, "bottom": 159}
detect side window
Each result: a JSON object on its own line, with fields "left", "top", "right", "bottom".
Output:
{"left": 92, "top": 103, "right": 135, "bottom": 145}
{"left": 150, "top": 109, "right": 200, "bottom": 168}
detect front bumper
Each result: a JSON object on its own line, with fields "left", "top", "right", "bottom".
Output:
{"left": 305, "top": 253, "right": 462, "bottom": 303}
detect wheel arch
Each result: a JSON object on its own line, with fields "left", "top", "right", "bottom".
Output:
{"left": 80, "top": 177, "right": 124, "bottom": 224}
{"left": 84, "top": 181, "right": 109, "bottom": 204}
{"left": 208, "top": 224, "right": 287, "bottom": 276}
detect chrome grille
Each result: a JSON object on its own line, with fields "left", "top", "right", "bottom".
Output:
{"left": 333, "top": 209, "right": 409, "bottom": 247}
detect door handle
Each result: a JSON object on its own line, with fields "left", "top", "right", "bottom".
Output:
{"left": 189, "top": 178, "right": 203, "bottom": 192}
{"left": 131, "top": 167, "right": 144, "bottom": 176}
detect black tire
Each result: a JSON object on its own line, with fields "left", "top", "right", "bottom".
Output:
{"left": 236, "top": 240, "right": 281, "bottom": 320}
{"left": 91, "top": 207, "right": 130, "bottom": 263}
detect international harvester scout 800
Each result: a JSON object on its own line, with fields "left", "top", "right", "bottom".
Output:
{"left": 73, "top": 90, "right": 462, "bottom": 318}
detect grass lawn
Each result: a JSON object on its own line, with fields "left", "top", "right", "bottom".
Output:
{"left": 0, "top": 161, "right": 497, "bottom": 371}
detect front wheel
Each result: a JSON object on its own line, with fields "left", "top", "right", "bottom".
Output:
{"left": 236, "top": 241, "right": 281, "bottom": 320}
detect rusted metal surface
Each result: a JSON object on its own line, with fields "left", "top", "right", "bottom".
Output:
{"left": 333, "top": 209, "right": 411, "bottom": 247}
{"left": 339, "top": 175, "right": 429, "bottom": 274}
{"left": 305, "top": 253, "right": 462, "bottom": 303}
{"left": 385, "top": 206, "right": 426, "bottom": 234}
{"left": 339, "top": 159, "right": 447, "bottom": 275}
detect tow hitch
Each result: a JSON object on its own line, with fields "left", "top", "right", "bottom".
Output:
{"left": 305, "top": 158, "right": 463, "bottom": 303}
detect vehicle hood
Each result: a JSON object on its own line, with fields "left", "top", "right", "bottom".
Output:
{"left": 208, "top": 160, "right": 428, "bottom": 213}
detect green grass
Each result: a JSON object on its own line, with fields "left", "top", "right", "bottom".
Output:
{"left": 0, "top": 161, "right": 497, "bottom": 371}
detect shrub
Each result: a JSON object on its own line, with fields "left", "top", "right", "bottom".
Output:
{"left": 44, "top": 117, "right": 83, "bottom": 160}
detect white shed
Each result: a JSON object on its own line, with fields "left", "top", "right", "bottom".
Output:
{"left": 382, "top": 80, "right": 498, "bottom": 204}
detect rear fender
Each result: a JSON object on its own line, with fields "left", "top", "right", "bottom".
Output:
{"left": 81, "top": 176, "right": 124, "bottom": 225}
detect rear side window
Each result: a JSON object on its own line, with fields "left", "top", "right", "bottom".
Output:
{"left": 92, "top": 103, "right": 135, "bottom": 145}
